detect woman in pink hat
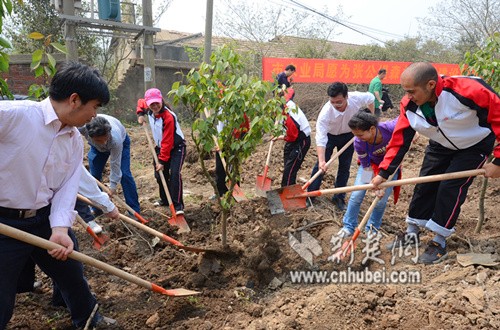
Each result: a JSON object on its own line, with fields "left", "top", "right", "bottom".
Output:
{"left": 137, "top": 88, "right": 186, "bottom": 215}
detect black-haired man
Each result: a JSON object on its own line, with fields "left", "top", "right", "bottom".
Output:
{"left": 308, "top": 82, "right": 375, "bottom": 211}
{"left": 0, "top": 61, "right": 112, "bottom": 329}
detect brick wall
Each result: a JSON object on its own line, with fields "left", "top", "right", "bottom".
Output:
{"left": 1, "top": 54, "right": 66, "bottom": 95}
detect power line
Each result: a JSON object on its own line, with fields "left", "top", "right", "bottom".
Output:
{"left": 277, "top": 0, "right": 405, "bottom": 44}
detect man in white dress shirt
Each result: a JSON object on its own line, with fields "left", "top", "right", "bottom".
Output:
{"left": 0, "top": 61, "right": 112, "bottom": 329}
{"left": 308, "top": 82, "right": 375, "bottom": 211}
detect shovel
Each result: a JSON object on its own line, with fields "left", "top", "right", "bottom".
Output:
{"left": 142, "top": 124, "right": 191, "bottom": 234}
{"left": 267, "top": 136, "right": 355, "bottom": 208}
{"left": 0, "top": 222, "right": 200, "bottom": 297}
{"left": 77, "top": 194, "right": 213, "bottom": 253}
{"left": 301, "top": 136, "right": 355, "bottom": 191}
{"left": 267, "top": 168, "right": 486, "bottom": 214}
{"left": 75, "top": 214, "right": 110, "bottom": 250}
{"left": 255, "top": 139, "right": 275, "bottom": 197}
{"left": 331, "top": 196, "right": 381, "bottom": 262}
{"left": 203, "top": 108, "right": 247, "bottom": 202}
{"left": 95, "top": 180, "right": 149, "bottom": 225}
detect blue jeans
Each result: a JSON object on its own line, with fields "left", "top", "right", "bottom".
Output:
{"left": 88, "top": 134, "right": 140, "bottom": 214}
{"left": 308, "top": 132, "right": 354, "bottom": 201}
{"left": 342, "top": 166, "right": 399, "bottom": 234}
{"left": 0, "top": 207, "right": 98, "bottom": 329}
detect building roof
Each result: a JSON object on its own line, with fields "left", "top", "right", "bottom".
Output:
{"left": 154, "top": 30, "right": 362, "bottom": 58}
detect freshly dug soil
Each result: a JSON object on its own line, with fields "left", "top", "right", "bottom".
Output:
{"left": 9, "top": 85, "right": 500, "bottom": 329}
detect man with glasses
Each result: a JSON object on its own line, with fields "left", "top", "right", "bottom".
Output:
{"left": 308, "top": 82, "right": 375, "bottom": 211}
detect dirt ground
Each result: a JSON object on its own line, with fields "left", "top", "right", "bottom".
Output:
{"left": 8, "top": 85, "right": 500, "bottom": 329}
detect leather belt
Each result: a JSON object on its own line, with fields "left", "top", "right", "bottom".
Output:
{"left": 0, "top": 205, "right": 48, "bottom": 219}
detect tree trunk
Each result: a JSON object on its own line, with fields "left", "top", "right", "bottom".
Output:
{"left": 221, "top": 208, "right": 229, "bottom": 247}
{"left": 475, "top": 176, "right": 488, "bottom": 234}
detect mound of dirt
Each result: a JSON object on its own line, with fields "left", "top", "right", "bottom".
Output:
{"left": 9, "top": 101, "right": 500, "bottom": 329}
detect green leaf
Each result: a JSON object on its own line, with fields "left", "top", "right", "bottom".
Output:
{"left": 0, "top": 58, "right": 8, "bottom": 72}
{"left": 0, "top": 36, "right": 11, "bottom": 49}
{"left": 32, "top": 49, "right": 43, "bottom": 62}
{"left": 30, "top": 60, "right": 40, "bottom": 71}
{"left": 5, "top": 0, "right": 12, "bottom": 14}
{"left": 51, "top": 42, "right": 67, "bottom": 54}
{"left": 46, "top": 53, "right": 56, "bottom": 69}
{"left": 44, "top": 65, "right": 52, "bottom": 77}
{"left": 34, "top": 65, "right": 44, "bottom": 77}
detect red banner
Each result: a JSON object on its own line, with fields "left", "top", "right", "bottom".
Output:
{"left": 262, "top": 57, "right": 462, "bottom": 85}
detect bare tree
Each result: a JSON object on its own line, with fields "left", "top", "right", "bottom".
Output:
{"left": 214, "top": 0, "right": 343, "bottom": 73}
{"left": 421, "top": 0, "right": 500, "bottom": 51}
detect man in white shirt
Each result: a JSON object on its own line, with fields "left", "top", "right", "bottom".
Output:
{"left": 308, "top": 82, "right": 375, "bottom": 211}
{"left": 0, "top": 61, "right": 112, "bottom": 329}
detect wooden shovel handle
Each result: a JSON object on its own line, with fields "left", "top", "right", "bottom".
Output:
{"left": 141, "top": 123, "right": 175, "bottom": 215}
{"left": 302, "top": 136, "right": 356, "bottom": 190}
{"left": 351, "top": 196, "right": 381, "bottom": 243}
{"left": 264, "top": 139, "right": 275, "bottom": 169}
{"left": 0, "top": 222, "right": 160, "bottom": 292}
{"left": 297, "top": 169, "right": 486, "bottom": 198}
{"left": 78, "top": 194, "right": 206, "bottom": 252}
{"left": 95, "top": 180, "right": 148, "bottom": 224}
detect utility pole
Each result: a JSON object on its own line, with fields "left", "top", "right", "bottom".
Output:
{"left": 142, "top": 0, "right": 155, "bottom": 90}
{"left": 204, "top": 0, "right": 213, "bottom": 64}
{"left": 63, "top": 0, "right": 78, "bottom": 61}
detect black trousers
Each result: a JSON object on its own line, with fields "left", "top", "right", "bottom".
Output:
{"left": 408, "top": 134, "right": 494, "bottom": 233}
{"left": 0, "top": 207, "right": 97, "bottom": 329}
{"left": 155, "top": 144, "right": 186, "bottom": 212}
{"left": 281, "top": 136, "right": 311, "bottom": 187}
{"left": 308, "top": 132, "right": 355, "bottom": 201}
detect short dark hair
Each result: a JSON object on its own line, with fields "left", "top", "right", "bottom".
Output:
{"left": 327, "top": 82, "right": 348, "bottom": 98}
{"left": 85, "top": 116, "right": 112, "bottom": 137}
{"left": 378, "top": 68, "right": 387, "bottom": 75}
{"left": 285, "top": 65, "right": 296, "bottom": 72}
{"left": 49, "top": 61, "right": 110, "bottom": 105}
{"left": 348, "top": 109, "right": 378, "bottom": 131}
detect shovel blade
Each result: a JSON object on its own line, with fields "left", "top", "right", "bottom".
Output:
{"left": 331, "top": 239, "right": 357, "bottom": 262}
{"left": 163, "top": 288, "right": 201, "bottom": 297}
{"left": 232, "top": 184, "right": 247, "bottom": 202}
{"left": 177, "top": 245, "right": 213, "bottom": 253}
{"left": 255, "top": 175, "right": 272, "bottom": 197}
{"left": 92, "top": 233, "right": 110, "bottom": 250}
{"left": 168, "top": 214, "right": 191, "bottom": 234}
{"left": 266, "top": 184, "right": 307, "bottom": 214}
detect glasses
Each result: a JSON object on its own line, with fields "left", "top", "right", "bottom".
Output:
{"left": 330, "top": 99, "right": 346, "bottom": 108}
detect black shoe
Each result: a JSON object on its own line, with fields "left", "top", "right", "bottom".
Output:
{"left": 386, "top": 232, "right": 420, "bottom": 250}
{"left": 331, "top": 196, "right": 347, "bottom": 211}
{"left": 418, "top": 241, "right": 448, "bottom": 264}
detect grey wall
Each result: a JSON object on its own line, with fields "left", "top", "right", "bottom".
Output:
{"left": 107, "top": 59, "right": 198, "bottom": 123}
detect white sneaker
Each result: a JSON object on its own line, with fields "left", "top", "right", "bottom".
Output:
{"left": 87, "top": 220, "right": 103, "bottom": 234}
{"left": 336, "top": 228, "right": 353, "bottom": 239}
{"left": 175, "top": 210, "right": 184, "bottom": 216}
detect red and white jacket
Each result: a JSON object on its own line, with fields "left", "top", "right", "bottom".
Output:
{"left": 283, "top": 100, "right": 311, "bottom": 142}
{"left": 379, "top": 75, "right": 500, "bottom": 179}
{"left": 137, "top": 102, "right": 185, "bottom": 164}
